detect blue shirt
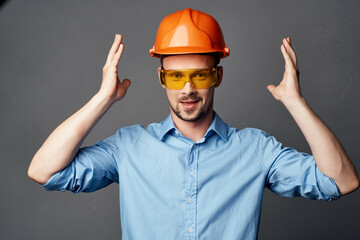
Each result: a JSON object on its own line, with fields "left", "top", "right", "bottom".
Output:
{"left": 43, "top": 112, "right": 341, "bottom": 240}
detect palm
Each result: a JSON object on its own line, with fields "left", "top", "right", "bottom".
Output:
{"left": 99, "top": 34, "right": 131, "bottom": 102}
{"left": 267, "top": 37, "right": 301, "bottom": 103}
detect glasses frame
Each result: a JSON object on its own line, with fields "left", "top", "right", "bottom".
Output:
{"left": 160, "top": 66, "right": 218, "bottom": 90}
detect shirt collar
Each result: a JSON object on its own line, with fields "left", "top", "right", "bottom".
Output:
{"left": 205, "top": 111, "right": 228, "bottom": 142}
{"left": 158, "top": 111, "right": 228, "bottom": 142}
{"left": 158, "top": 114, "right": 177, "bottom": 141}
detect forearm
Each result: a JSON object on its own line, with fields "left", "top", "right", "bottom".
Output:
{"left": 28, "top": 34, "right": 129, "bottom": 185}
{"left": 283, "top": 97, "right": 359, "bottom": 195}
{"left": 28, "top": 92, "right": 114, "bottom": 184}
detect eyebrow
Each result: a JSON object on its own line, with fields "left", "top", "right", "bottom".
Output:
{"left": 164, "top": 68, "right": 213, "bottom": 71}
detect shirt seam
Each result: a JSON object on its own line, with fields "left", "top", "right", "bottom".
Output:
{"left": 259, "top": 131, "right": 266, "bottom": 174}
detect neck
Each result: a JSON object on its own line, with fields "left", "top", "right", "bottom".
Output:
{"left": 170, "top": 109, "right": 214, "bottom": 142}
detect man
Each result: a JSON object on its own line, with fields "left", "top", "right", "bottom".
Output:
{"left": 28, "top": 8, "right": 358, "bottom": 240}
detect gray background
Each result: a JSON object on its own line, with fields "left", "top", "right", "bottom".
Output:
{"left": 1, "top": 0, "right": 359, "bottom": 239}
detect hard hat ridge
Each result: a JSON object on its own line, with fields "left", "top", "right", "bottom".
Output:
{"left": 150, "top": 8, "right": 230, "bottom": 59}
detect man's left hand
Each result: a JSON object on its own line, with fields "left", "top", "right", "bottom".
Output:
{"left": 267, "top": 37, "right": 302, "bottom": 104}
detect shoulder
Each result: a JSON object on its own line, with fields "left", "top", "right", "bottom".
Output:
{"left": 228, "top": 126, "right": 269, "bottom": 140}
{"left": 112, "top": 121, "right": 165, "bottom": 142}
{"left": 146, "top": 121, "right": 165, "bottom": 134}
{"left": 116, "top": 124, "right": 147, "bottom": 136}
{"left": 110, "top": 124, "right": 148, "bottom": 142}
{"left": 228, "top": 126, "right": 275, "bottom": 151}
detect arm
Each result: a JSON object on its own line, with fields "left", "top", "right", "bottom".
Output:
{"left": 28, "top": 34, "right": 131, "bottom": 184}
{"left": 267, "top": 37, "right": 359, "bottom": 195}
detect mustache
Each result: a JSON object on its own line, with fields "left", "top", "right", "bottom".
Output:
{"left": 179, "top": 95, "right": 202, "bottom": 101}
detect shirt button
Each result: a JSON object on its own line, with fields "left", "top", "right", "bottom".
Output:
{"left": 188, "top": 198, "right": 193, "bottom": 203}
{"left": 193, "top": 145, "right": 196, "bottom": 149}
{"left": 175, "top": 131, "right": 179, "bottom": 135}
{"left": 188, "top": 227, "right": 193, "bottom": 233}
{"left": 189, "top": 170, "right": 194, "bottom": 175}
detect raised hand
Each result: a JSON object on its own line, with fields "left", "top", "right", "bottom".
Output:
{"left": 98, "top": 34, "right": 131, "bottom": 102}
{"left": 267, "top": 37, "right": 301, "bottom": 103}
{"left": 28, "top": 34, "right": 132, "bottom": 185}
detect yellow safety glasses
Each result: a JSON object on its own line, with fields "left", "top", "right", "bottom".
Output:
{"left": 160, "top": 67, "right": 218, "bottom": 89}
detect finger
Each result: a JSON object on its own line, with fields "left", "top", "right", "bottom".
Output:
{"left": 281, "top": 44, "right": 296, "bottom": 70}
{"left": 282, "top": 38, "right": 298, "bottom": 68}
{"left": 105, "top": 34, "right": 123, "bottom": 66}
{"left": 110, "top": 43, "right": 124, "bottom": 68}
{"left": 283, "top": 38, "right": 296, "bottom": 61}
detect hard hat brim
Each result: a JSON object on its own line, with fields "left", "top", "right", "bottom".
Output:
{"left": 150, "top": 46, "right": 229, "bottom": 59}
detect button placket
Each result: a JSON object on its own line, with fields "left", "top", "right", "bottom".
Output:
{"left": 184, "top": 144, "right": 199, "bottom": 239}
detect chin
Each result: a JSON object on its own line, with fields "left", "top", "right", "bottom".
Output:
{"left": 175, "top": 108, "right": 209, "bottom": 122}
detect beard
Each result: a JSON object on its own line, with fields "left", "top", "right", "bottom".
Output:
{"left": 168, "top": 95, "right": 212, "bottom": 122}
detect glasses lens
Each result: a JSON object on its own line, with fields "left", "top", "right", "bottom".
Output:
{"left": 161, "top": 68, "right": 217, "bottom": 89}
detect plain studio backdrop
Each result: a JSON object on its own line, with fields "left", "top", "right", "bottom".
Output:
{"left": 0, "top": 0, "right": 359, "bottom": 239}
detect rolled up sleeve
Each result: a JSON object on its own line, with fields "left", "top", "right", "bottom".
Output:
{"left": 261, "top": 131, "right": 341, "bottom": 201}
{"left": 42, "top": 134, "right": 120, "bottom": 193}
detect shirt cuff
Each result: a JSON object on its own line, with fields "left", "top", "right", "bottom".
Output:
{"left": 41, "top": 168, "right": 71, "bottom": 192}
{"left": 316, "top": 167, "right": 342, "bottom": 201}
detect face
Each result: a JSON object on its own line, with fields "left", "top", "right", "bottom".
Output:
{"left": 158, "top": 54, "right": 223, "bottom": 122}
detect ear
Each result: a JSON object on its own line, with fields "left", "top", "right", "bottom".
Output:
{"left": 157, "top": 66, "right": 165, "bottom": 88}
{"left": 214, "top": 66, "right": 223, "bottom": 88}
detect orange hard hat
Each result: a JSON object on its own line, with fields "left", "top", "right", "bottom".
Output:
{"left": 149, "top": 8, "right": 230, "bottom": 59}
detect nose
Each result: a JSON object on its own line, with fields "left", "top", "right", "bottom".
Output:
{"left": 181, "top": 81, "right": 197, "bottom": 95}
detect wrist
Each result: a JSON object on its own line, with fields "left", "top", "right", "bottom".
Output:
{"left": 282, "top": 96, "right": 307, "bottom": 112}
{"left": 93, "top": 91, "right": 117, "bottom": 109}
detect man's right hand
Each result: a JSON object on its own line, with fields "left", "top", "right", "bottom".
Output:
{"left": 98, "top": 34, "right": 131, "bottom": 103}
{"left": 28, "top": 34, "right": 131, "bottom": 184}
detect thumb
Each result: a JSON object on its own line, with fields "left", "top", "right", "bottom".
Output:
{"left": 267, "top": 84, "right": 276, "bottom": 94}
{"left": 122, "top": 79, "right": 131, "bottom": 89}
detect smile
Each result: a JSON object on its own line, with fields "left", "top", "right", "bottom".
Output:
{"left": 180, "top": 100, "right": 199, "bottom": 110}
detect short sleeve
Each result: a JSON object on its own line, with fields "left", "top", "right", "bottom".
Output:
{"left": 261, "top": 131, "right": 341, "bottom": 201}
{"left": 42, "top": 132, "right": 120, "bottom": 193}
